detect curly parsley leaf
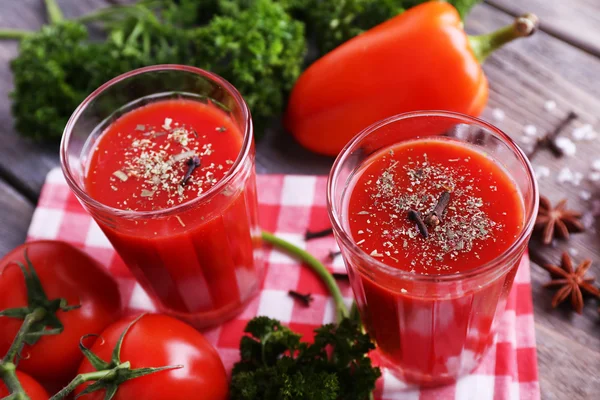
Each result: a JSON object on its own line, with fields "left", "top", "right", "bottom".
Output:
{"left": 230, "top": 316, "right": 380, "bottom": 400}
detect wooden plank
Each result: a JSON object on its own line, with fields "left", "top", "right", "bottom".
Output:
{"left": 486, "top": 0, "right": 600, "bottom": 58}
{"left": 535, "top": 322, "right": 600, "bottom": 400}
{"left": 0, "top": 178, "right": 34, "bottom": 258}
{"left": 467, "top": 4, "right": 600, "bottom": 397}
{"left": 472, "top": 5, "right": 600, "bottom": 100}
{"left": 256, "top": 119, "right": 334, "bottom": 175}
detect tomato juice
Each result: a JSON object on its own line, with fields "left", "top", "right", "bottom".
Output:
{"left": 82, "top": 97, "right": 262, "bottom": 328}
{"left": 329, "top": 123, "right": 536, "bottom": 386}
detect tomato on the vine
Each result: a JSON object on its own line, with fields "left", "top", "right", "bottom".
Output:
{"left": 0, "top": 241, "right": 122, "bottom": 383}
{"left": 75, "top": 314, "right": 228, "bottom": 400}
{"left": 0, "top": 370, "right": 49, "bottom": 400}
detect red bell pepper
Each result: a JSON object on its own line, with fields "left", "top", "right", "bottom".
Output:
{"left": 285, "top": 1, "right": 538, "bottom": 156}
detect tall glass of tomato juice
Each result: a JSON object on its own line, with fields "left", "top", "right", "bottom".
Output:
{"left": 61, "top": 65, "right": 264, "bottom": 329}
{"left": 327, "top": 111, "right": 538, "bottom": 386}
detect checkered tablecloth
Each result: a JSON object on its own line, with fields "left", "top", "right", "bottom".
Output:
{"left": 27, "top": 168, "right": 540, "bottom": 399}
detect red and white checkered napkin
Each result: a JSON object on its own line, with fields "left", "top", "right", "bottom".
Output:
{"left": 28, "top": 168, "right": 540, "bottom": 400}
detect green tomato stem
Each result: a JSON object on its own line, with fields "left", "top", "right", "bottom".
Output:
{"left": 261, "top": 231, "right": 349, "bottom": 321}
{"left": 0, "top": 30, "right": 33, "bottom": 40}
{"left": 49, "top": 364, "right": 126, "bottom": 400}
{"left": 44, "top": 0, "right": 64, "bottom": 24}
{"left": 0, "top": 363, "right": 29, "bottom": 400}
{"left": 0, "top": 309, "right": 46, "bottom": 400}
{"left": 2, "top": 308, "right": 46, "bottom": 365}
{"left": 469, "top": 13, "right": 539, "bottom": 64}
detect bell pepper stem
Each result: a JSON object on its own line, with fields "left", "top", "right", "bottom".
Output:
{"left": 469, "top": 13, "right": 539, "bottom": 63}
{"left": 261, "top": 231, "right": 349, "bottom": 322}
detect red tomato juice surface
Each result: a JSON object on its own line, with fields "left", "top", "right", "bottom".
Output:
{"left": 345, "top": 138, "right": 524, "bottom": 385}
{"left": 85, "top": 99, "right": 262, "bottom": 327}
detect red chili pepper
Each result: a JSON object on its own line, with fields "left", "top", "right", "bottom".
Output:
{"left": 285, "top": 2, "right": 538, "bottom": 156}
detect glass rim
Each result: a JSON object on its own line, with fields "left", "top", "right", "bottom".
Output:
{"left": 327, "top": 110, "right": 539, "bottom": 283}
{"left": 60, "top": 64, "right": 253, "bottom": 218}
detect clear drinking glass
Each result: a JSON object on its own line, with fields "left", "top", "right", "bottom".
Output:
{"left": 327, "top": 111, "right": 538, "bottom": 386}
{"left": 61, "top": 65, "right": 264, "bottom": 329}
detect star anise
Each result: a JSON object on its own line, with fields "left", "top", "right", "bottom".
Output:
{"left": 541, "top": 252, "right": 600, "bottom": 314}
{"left": 535, "top": 196, "right": 584, "bottom": 245}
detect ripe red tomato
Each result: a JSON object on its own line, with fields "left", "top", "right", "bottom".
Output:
{"left": 0, "top": 241, "right": 122, "bottom": 383}
{"left": 0, "top": 370, "right": 49, "bottom": 400}
{"left": 75, "top": 314, "right": 228, "bottom": 400}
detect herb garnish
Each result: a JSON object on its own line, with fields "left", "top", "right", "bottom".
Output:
{"left": 112, "top": 170, "right": 128, "bottom": 182}
{"left": 328, "top": 249, "right": 342, "bottom": 260}
{"left": 424, "top": 190, "right": 451, "bottom": 227}
{"left": 103, "top": 115, "right": 233, "bottom": 211}
{"left": 181, "top": 156, "right": 201, "bottom": 187}
{"left": 354, "top": 152, "right": 499, "bottom": 271}
{"left": 407, "top": 209, "right": 428, "bottom": 238}
{"left": 288, "top": 290, "right": 313, "bottom": 307}
{"left": 305, "top": 227, "right": 333, "bottom": 240}
{"left": 332, "top": 272, "right": 349, "bottom": 281}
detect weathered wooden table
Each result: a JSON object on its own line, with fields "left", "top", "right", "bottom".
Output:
{"left": 1, "top": 1, "right": 599, "bottom": 398}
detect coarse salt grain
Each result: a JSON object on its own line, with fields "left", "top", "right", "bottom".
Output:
{"left": 572, "top": 124, "right": 597, "bottom": 141}
{"left": 555, "top": 137, "right": 577, "bottom": 156}
{"left": 557, "top": 167, "right": 583, "bottom": 185}
{"left": 534, "top": 165, "right": 550, "bottom": 179}
{"left": 582, "top": 213, "right": 596, "bottom": 229}
{"left": 544, "top": 100, "right": 557, "bottom": 112}
{"left": 520, "top": 136, "right": 535, "bottom": 144}
{"left": 162, "top": 117, "right": 173, "bottom": 130}
{"left": 523, "top": 124, "right": 537, "bottom": 136}
{"left": 588, "top": 172, "right": 600, "bottom": 182}
{"left": 557, "top": 168, "right": 571, "bottom": 183}
{"left": 492, "top": 108, "right": 505, "bottom": 122}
